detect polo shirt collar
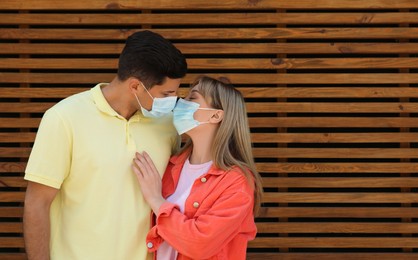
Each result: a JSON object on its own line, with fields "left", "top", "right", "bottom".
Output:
{"left": 90, "top": 83, "right": 143, "bottom": 120}
{"left": 91, "top": 83, "right": 120, "bottom": 117}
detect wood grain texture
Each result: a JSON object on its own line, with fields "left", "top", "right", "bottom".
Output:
{"left": 2, "top": 1, "right": 418, "bottom": 258}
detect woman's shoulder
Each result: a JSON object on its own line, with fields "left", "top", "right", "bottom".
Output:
{"left": 218, "top": 166, "right": 255, "bottom": 193}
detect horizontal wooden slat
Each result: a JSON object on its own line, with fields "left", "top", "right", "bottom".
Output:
{"left": 0, "top": 237, "right": 393, "bottom": 251}
{"left": 0, "top": 192, "right": 25, "bottom": 202}
{"left": 2, "top": 162, "right": 418, "bottom": 174}
{"left": 22, "top": 191, "right": 411, "bottom": 206}
{"left": 0, "top": 253, "right": 26, "bottom": 260}
{"left": 4, "top": 117, "right": 418, "bottom": 128}
{"left": 263, "top": 192, "right": 418, "bottom": 203}
{"left": 1, "top": 73, "right": 418, "bottom": 84}
{"left": 0, "top": 103, "right": 54, "bottom": 113}
{"left": 0, "top": 177, "right": 26, "bottom": 188}
{"left": 0, "top": 148, "right": 32, "bottom": 158}
{"left": 0, "top": 207, "right": 23, "bottom": 218}
{"left": 270, "top": 57, "right": 418, "bottom": 69}
{"left": 0, "top": 162, "right": 417, "bottom": 174}
{"left": 249, "top": 237, "right": 418, "bottom": 248}
{"left": 0, "top": 163, "right": 26, "bottom": 173}
{"left": 4, "top": 58, "right": 418, "bottom": 69}
{"left": 2, "top": 13, "right": 418, "bottom": 25}
{"left": 256, "top": 163, "right": 418, "bottom": 173}
{"left": 2, "top": 147, "right": 418, "bottom": 159}
{"left": 242, "top": 87, "right": 418, "bottom": 98}
{"left": 256, "top": 222, "right": 418, "bottom": 233}
{"left": 4, "top": 132, "right": 415, "bottom": 144}
{"left": 0, "top": 133, "right": 36, "bottom": 143}
{"left": 254, "top": 148, "right": 418, "bottom": 158}
{"left": 3, "top": 102, "right": 418, "bottom": 113}
{"left": 23, "top": 223, "right": 381, "bottom": 236}
{"left": 249, "top": 117, "right": 418, "bottom": 128}
{"left": 263, "top": 177, "right": 418, "bottom": 188}
{"left": 2, "top": 87, "right": 418, "bottom": 99}
{"left": 0, "top": 58, "right": 118, "bottom": 69}
{"left": 0, "top": 118, "right": 40, "bottom": 128}
{"left": 247, "top": 103, "right": 418, "bottom": 113}
{"left": 261, "top": 207, "right": 418, "bottom": 218}
{"left": 247, "top": 253, "right": 418, "bottom": 260}
{"left": 0, "top": 238, "right": 23, "bottom": 248}
{"left": 1, "top": 0, "right": 417, "bottom": 10}
{"left": 1, "top": 28, "right": 418, "bottom": 40}
{"left": 2, "top": 43, "right": 418, "bottom": 55}
{"left": 0, "top": 223, "right": 22, "bottom": 233}
{"left": 252, "top": 133, "right": 418, "bottom": 143}
{"left": 0, "top": 88, "right": 87, "bottom": 98}
{"left": 5, "top": 176, "right": 418, "bottom": 188}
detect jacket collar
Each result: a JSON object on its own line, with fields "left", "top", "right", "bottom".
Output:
{"left": 170, "top": 147, "right": 227, "bottom": 176}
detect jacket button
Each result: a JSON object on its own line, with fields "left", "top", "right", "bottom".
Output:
{"left": 193, "top": 202, "right": 200, "bottom": 208}
{"left": 200, "top": 177, "right": 207, "bottom": 183}
{"left": 147, "top": 242, "right": 153, "bottom": 249}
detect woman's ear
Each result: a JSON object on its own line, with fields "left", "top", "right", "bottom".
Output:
{"left": 210, "top": 110, "right": 224, "bottom": 123}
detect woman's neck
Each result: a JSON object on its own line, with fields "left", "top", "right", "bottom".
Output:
{"left": 189, "top": 131, "right": 215, "bottom": 165}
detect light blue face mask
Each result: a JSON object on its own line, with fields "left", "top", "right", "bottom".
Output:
{"left": 134, "top": 82, "right": 177, "bottom": 118}
{"left": 173, "top": 98, "right": 217, "bottom": 135}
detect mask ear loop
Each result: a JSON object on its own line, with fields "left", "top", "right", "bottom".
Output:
{"left": 135, "top": 82, "right": 154, "bottom": 112}
{"left": 140, "top": 82, "right": 154, "bottom": 100}
{"left": 197, "top": 107, "right": 217, "bottom": 111}
{"left": 196, "top": 108, "right": 220, "bottom": 125}
{"left": 134, "top": 93, "right": 143, "bottom": 107}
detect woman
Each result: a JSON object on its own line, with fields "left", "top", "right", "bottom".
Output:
{"left": 132, "top": 76, "right": 263, "bottom": 259}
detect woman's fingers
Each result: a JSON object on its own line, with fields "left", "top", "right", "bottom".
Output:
{"left": 142, "top": 152, "right": 159, "bottom": 176}
{"left": 133, "top": 154, "right": 148, "bottom": 176}
{"left": 132, "top": 151, "right": 164, "bottom": 213}
{"left": 137, "top": 152, "right": 156, "bottom": 177}
{"left": 132, "top": 159, "right": 144, "bottom": 179}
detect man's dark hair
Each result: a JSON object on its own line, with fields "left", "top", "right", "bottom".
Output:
{"left": 117, "top": 30, "right": 187, "bottom": 88}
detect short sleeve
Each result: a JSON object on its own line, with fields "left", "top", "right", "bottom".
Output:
{"left": 24, "top": 108, "right": 72, "bottom": 189}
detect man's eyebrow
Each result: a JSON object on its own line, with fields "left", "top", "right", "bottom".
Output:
{"left": 163, "top": 90, "right": 176, "bottom": 93}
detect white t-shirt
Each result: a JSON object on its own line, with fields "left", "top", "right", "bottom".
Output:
{"left": 157, "top": 158, "right": 213, "bottom": 260}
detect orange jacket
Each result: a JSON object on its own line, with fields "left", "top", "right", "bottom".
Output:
{"left": 145, "top": 150, "right": 257, "bottom": 259}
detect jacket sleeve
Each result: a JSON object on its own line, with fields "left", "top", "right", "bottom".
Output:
{"left": 146, "top": 175, "right": 255, "bottom": 259}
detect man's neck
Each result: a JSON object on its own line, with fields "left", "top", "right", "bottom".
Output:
{"left": 102, "top": 77, "right": 138, "bottom": 119}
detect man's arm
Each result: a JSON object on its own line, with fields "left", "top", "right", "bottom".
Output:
{"left": 23, "top": 181, "right": 59, "bottom": 260}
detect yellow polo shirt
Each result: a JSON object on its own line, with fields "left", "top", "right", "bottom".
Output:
{"left": 25, "top": 83, "right": 179, "bottom": 260}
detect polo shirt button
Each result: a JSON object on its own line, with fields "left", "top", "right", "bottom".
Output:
{"left": 147, "top": 242, "right": 153, "bottom": 249}
{"left": 200, "top": 177, "right": 207, "bottom": 183}
{"left": 193, "top": 202, "right": 200, "bottom": 208}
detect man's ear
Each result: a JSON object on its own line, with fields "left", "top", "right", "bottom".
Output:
{"left": 128, "top": 77, "right": 142, "bottom": 93}
{"left": 210, "top": 110, "right": 224, "bottom": 124}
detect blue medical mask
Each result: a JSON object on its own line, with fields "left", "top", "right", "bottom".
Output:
{"left": 134, "top": 82, "right": 177, "bottom": 118}
{"left": 173, "top": 98, "right": 218, "bottom": 135}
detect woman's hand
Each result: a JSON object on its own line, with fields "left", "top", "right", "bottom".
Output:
{"left": 132, "top": 151, "right": 166, "bottom": 214}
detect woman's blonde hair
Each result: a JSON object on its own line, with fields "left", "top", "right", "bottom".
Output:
{"left": 179, "top": 76, "right": 263, "bottom": 216}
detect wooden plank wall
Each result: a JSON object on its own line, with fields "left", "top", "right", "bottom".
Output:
{"left": 1, "top": 1, "right": 418, "bottom": 259}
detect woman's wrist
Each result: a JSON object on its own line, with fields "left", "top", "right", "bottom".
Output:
{"left": 149, "top": 197, "right": 166, "bottom": 215}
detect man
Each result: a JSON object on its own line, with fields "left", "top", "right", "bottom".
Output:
{"left": 23, "top": 30, "right": 187, "bottom": 260}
